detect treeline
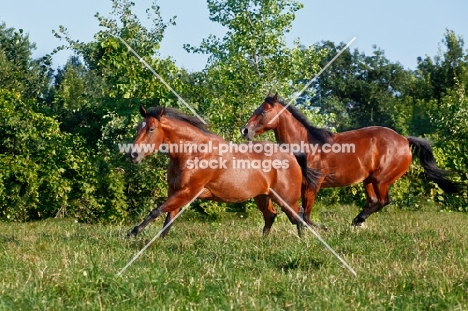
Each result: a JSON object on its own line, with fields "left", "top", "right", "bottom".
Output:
{"left": 0, "top": 0, "right": 467, "bottom": 223}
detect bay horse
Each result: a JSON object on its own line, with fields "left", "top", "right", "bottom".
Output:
{"left": 241, "top": 93, "right": 460, "bottom": 226}
{"left": 127, "top": 105, "right": 320, "bottom": 238}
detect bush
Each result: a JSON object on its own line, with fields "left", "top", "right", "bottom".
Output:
{"left": 0, "top": 90, "right": 72, "bottom": 220}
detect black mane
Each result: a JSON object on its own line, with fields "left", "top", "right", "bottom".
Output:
{"left": 265, "top": 95, "right": 334, "bottom": 144}
{"left": 146, "top": 106, "right": 211, "bottom": 133}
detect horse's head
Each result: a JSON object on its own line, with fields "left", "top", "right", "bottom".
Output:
{"left": 241, "top": 93, "right": 282, "bottom": 141}
{"left": 129, "top": 105, "right": 165, "bottom": 164}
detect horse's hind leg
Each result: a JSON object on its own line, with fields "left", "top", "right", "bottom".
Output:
{"left": 353, "top": 152, "right": 411, "bottom": 226}
{"left": 353, "top": 180, "right": 393, "bottom": 226}
{"left": 160, "top": 187, "right": 178, "bottom": 238}
{"left": 352, "top": 179, "right": 379, "bottom": 226}
{"left": 302, "top": 182, "right": 325, "bottom": 229}
{"left": 268, "top": 193, "right": 304, "bottom": 237}
{"left": 290, "top": 202, "right": 305, "bottom": 237}
{"left": 253, "top": 195, "right": 277, "bottom": 236}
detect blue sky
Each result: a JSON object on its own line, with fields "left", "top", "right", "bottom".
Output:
{"left": 1, "top": 0, "right": 468, "bottom": 71}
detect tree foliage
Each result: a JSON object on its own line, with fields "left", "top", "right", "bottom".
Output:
{"left": 0, "top": 2, "right": 467, "bottom": 222}
{"left": 0, "top": 22, "right": 52, "bottom": 103}
{"left": 184, "top": 0, "right": 325, "bottom": 140}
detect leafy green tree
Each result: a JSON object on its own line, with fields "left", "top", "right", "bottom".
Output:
{"left": 0, "top": 90, "right": 75, "bottom": 220}
{"left": 421, "top": 31, "right": 468, "bottom": 210}
{"left": 185, "top": 0, "right": 325, "bottom": 141}
{"left": 0, "top": 87, "right": 128, "bottom": 223}
{"left": 310, "top": 41, "right": 412, "bottom": 133}
{"left": 0, "top": 22, "right": 52, "bottom": 103}
{"left": 52, "top": 0, "right": 179, "bottom": 143}
{"left": 409, "top": 30, "right": 468, "bottom": 136}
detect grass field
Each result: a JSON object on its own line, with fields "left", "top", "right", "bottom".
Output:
{"left": 1, "top": 203, "right": 467, "bottom": 310}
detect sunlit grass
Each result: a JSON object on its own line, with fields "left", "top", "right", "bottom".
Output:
{"left": 1, "top": 204, "right": 467, "bottom": 310}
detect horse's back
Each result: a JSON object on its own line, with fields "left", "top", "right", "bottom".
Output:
{"left": 318, "top": 126, "right": 412, "bottom": 187}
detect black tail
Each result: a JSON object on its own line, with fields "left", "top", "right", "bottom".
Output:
{"left": 294, "top": 153, "right": 321, "bottom": 191}
{"left": 407, "top": 136, "right": 459, "bottom": 193}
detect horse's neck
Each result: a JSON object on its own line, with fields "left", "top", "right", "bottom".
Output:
{"left": 162, "top": 119, "right": 225, "bottom": 149}
{"left": 274, "top": 113, "right": 310, "bottom": 144}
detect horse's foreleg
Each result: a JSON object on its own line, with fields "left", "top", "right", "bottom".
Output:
{"left": 127, "top": 187, "right": 202, "bottom": 238}
{"left": 160, "top": 208, "right": 181, "bottom": 238}
{"left": 127, "top": 207, "right": 164, "bottom": 238}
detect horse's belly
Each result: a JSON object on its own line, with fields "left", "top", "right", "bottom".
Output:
{"left": 319, "top": 158, "right": 371, "bottom": 188}
{"left": 202, "top": 173, "right": 270, "bottom": 203}
{"left": 320, "top": 172, "right": 367, "bottom": 188}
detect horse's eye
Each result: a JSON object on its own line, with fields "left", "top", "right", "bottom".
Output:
{"left": 149, "top": 128, "right": 155, "bottom": 132}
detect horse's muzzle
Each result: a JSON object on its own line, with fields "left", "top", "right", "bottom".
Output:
{"left": 129, "top": 151, "right": 141, "bottom": 164}
{"left": 241, "top": 126, "right": 252, "bottom": 141}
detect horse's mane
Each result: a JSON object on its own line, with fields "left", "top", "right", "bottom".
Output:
{"left": 146, "top": 106, "right": 211, "bottom": 133}
{"left": 265, "top": 95, "right": 334, "bottom": 144}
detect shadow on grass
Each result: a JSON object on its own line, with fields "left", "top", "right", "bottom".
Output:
{"left": 280, "top": 257, "right": 324, "bottom": 272}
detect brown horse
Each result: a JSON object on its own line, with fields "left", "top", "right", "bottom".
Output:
{"left": 127, "top": 105, "right": 320, "bottom": 238}
{"left": 241, "top": 93, "right": 460, "bottom": 226}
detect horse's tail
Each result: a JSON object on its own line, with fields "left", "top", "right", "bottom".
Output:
{"left": 407, "top": 136, "right": 459, "bottom": 193}
{"left": 294, "top": 153, "right": 321, "bottom": 191}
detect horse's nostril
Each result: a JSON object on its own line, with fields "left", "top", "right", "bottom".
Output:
{"left": 131, "top": 152, "right": 138, "bottom": 159}
{"left": 241, "top": 127, "right": 248, "bottom": 136}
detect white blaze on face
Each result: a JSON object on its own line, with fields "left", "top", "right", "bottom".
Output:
{"left": 141, "top": 121, "right": 147, "bottom": 129}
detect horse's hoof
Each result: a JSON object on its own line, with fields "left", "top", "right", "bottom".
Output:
{"left": 351, "top": 221, "right": 365, "bottom": 228}
{"left": 126, "top": 227, "right": 139, "bottom": 239}
{"left": 352, "top": 216, "right": 366, "bottom": 227}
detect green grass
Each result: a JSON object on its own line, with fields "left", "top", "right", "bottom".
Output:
{"left": 1, "top": 204, "right": 468, "bottom": 310}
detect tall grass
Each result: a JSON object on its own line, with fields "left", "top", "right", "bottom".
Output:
{"left": 1, "top": 203, "right": 467, "bottom": 310}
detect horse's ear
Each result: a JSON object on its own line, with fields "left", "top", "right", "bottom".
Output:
{"left": 140, "top": 105, "right": 146, "bottom": 117}
{"left": 158, "top": 107, "right": 165, "bottom": 119}
{"left": 273, "top": 92, "right": 278, "bottom": 102}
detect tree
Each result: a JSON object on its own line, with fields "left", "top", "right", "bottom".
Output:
{"left": 408, "top": 30, "right": 468, "bottom": 136}
{"left": 51, "top": 0, "right": 179, "bottom": 142}
{"left": 184, "top": 0, "right": 325, "bottom": 141}
{"left": 310, "top": 41, "right": 412, "bottom": 133}
{"left": 0, "top": 22, "right": 52, "bottom": 103}
{"left": 423, "top": 31, "right": 468, "bottom": 210}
